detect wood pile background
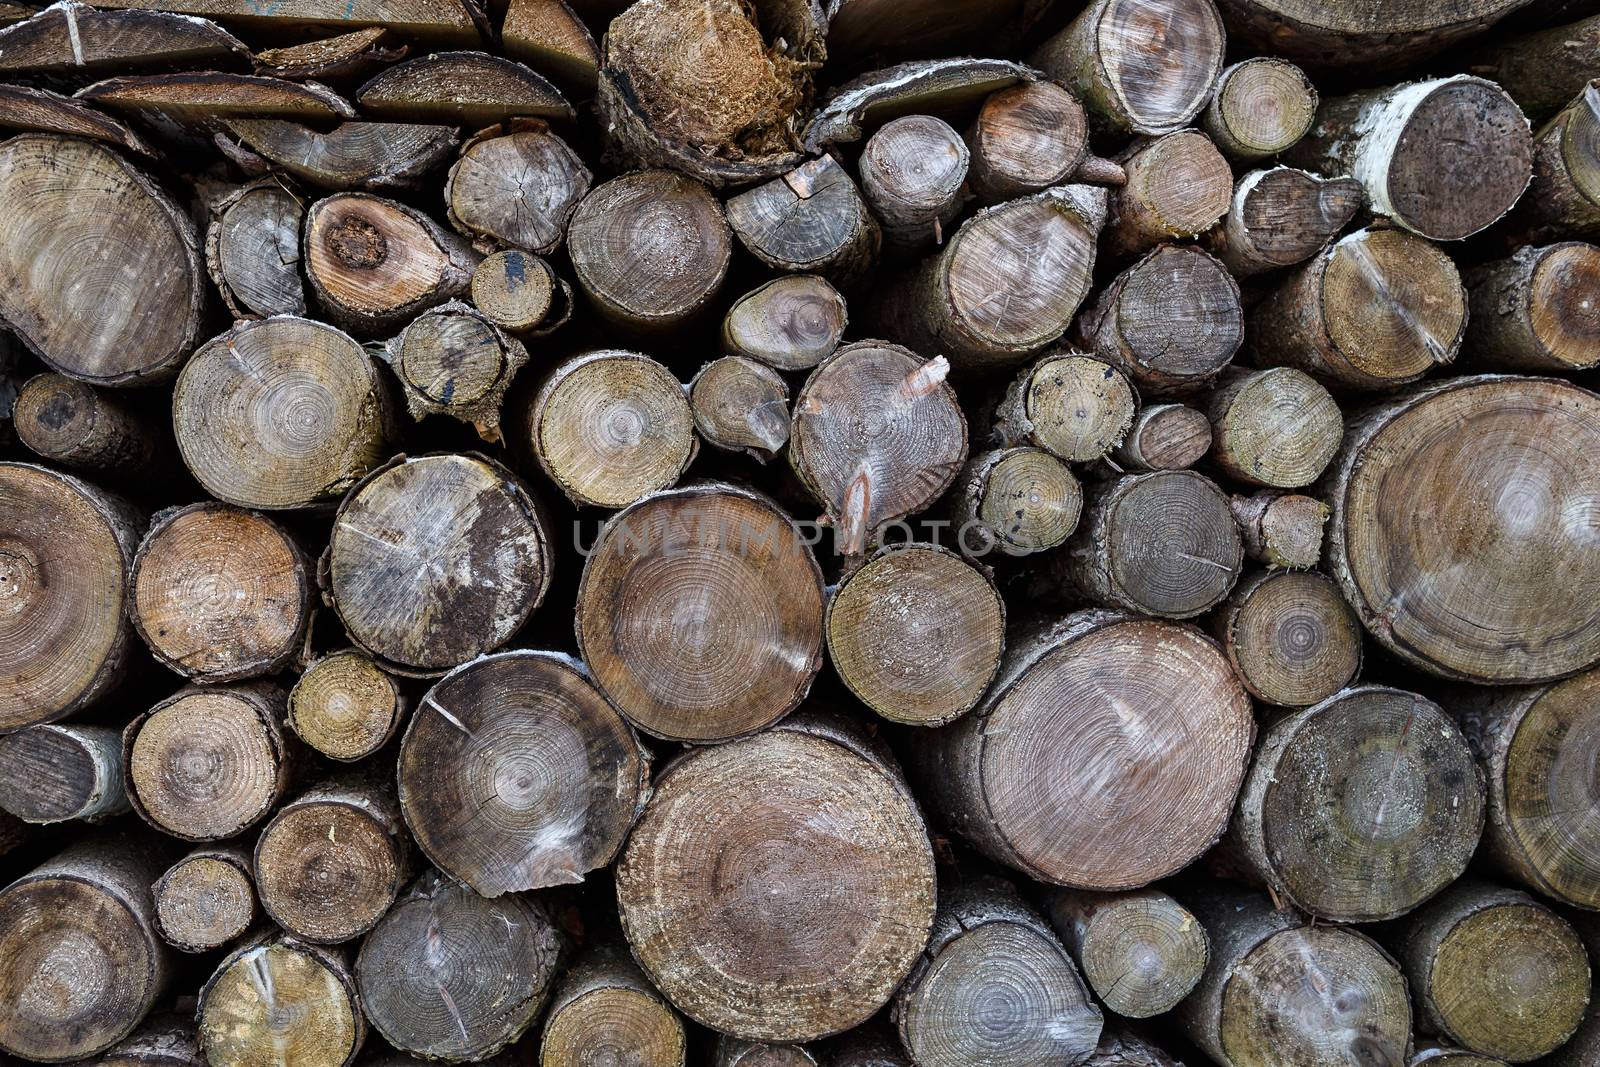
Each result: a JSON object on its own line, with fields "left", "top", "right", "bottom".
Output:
{"left": 4, "top": 0, "right": 1600, "bottom": 1064}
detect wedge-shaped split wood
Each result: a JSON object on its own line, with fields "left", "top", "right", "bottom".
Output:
{"left": 356, "top": 51, "right": 572, "bottom": 125}
{"left": 0, "top": 1, "right": 247, "bottom": 76}
{"left": 226, "top": 120, "right": 457, "bottom": 191}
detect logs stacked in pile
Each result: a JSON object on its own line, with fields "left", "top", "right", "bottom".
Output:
{"left": 2, "top": 0, "right": 1600, "bottom": 1066}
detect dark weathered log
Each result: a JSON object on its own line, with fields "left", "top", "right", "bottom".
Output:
{"left": 1244, "top": 227, "right": 1466, "bottom": 388}
{"left": 381, "top": 300, "right": 529, "bottom": 442}
{"left": 880, "top": 184, "right": 1107, "bottom": 371}
{"left": 13, "top": 373, "right": 161, "bottom": 473}
{"left": 1461, "top": 13, "right": 1600, "bottom": 120}
{"left": 0, "top": 839, "right": 171, "bottom": 1062}
{"left": 1075, "top": 246, "right": 1243, "bottom": 397}
{"left": 288, "top": 648, "right": 405, "bottom": 762}
{"left": 819, "top": 1024, "right": 911, "bottom": 1067}
{"left": 521, "top": 350, "right": 696, "bottom": 508}
{"left": 1549, "top": 913, "right": 1600, "bottom": 1066}
{"left": 1231, "top": 490, "right": 1327, "bottom": 569}
{"left": 790, "top": 341, "right": 968, "bottom": 553}
{"left": 354, "top": 51, "right": 571, "bottom": 124}
{"left": 1031, "top": 0, "right": 1227, "bottom": 136}
{"left": 150, "top": 846, "right": 255, "bottom": 952}
{"left": 1206, "top": 167, "right": 1364, "bottom": 277}
{"left": 199, "top": 934, "right": 364, "bottom": 1067}
{"left": 825, "top": 0, "right": 1027, "bottom": 60}
{"left": 690, "top": 356, "right": 790, "bottom": 460}
{"left": 568, "top": 169, "right": 731, "bottom": 333}
{"left": 577, "top": 483, "right": 824, "bottom": 742}
{"left": 226, "top": 120, "right": 457, "bottom": 191}
{"left": 910, "top": 612, "right": 1253, "bottom": 888}
{"left": 1462, "top": 241, "right": 1600, "bottom": 370}
{"left": 950, "top": 447, "right": 1082, "bottom": 557}
{"left": 991, "top": 350, "right": 1137, "bottom": 464}
{"left": 79, "top": 73, "right": 356, "bottom": 133}
{"left": 92, "top": 0, "right": 482, "bottom": 42}
{"left": 1206, "top": 366, "right": 1343, "bottom": 489}
{"left": 539, "top": 944, "right": 687, "bottom": 1067}
{"left": 804, "top": 58, "right": 1034, "bottom": 153}
{"left": 203, "top": 178, "right": 306, "bottom": 318}
{"left": 0, "top": 83, "right": 156, "bottom": 154}
{"left": 0, "top": 1, "right": 247, "bottom": 75}
{"left": 0, "top": 462, "right": 144, "bottom": 731}
{"left": 716, "top": 1038, "right": 820, "bottom": 1067}
{"left": 1410, "top": 1045, "right": 1511, "bottom": 1067}
{"left": 0, "top": 723, "right": 128, "bottom": 823}
{"left": 1516, "top": 81, "right": 1600, "bottom": 239}
{"left": 1101, "top": 131, "right": 1233, "bottom": 261}
{"left": 617, "top": 712, "right": 936, "bottom": 1042}
{"left": 124, "top": 683, "right": 296, "bottom": 841}
{"left": 501, "top": 0, "right": 598, "bottom": 88}
{"left": 722, "top": 275, "right": 847, "bottom": 370}
{"left": 89, "top": 1015, "right": 205, "bottom": 1067}
{"left": 1047, "top": 888, "right": 1209, "bottom": 1019}
{"left": 1203, "top": 58, "right": 1319, "bottom": 161}
{"left": 1112, "top": 404, "right": 1212, "bottom": 471}
{"left": 857, "top": 115, "right": 968, "bottom": 251}
{"left": 1288, "top": 76, "right": 1533, "bottom": 241}
{"left": 444, "top": 121, "right": 590, "bottom": 255}
{"left": 727, "top": 156, "right": 880, "bottom": 286}
{"left": 965, "top": 79, "right": 1125, "bottom": 204}
{"left": 1080, "top": 1030, "right": 1187, "bottom": 1067}
{"left": 1216, "top": 0, "right": 1532, "bottom": 68}
{"left": 470, "top": 248, "right": 563, "bottom": 334}
{"left": 1212, "top": 569, "right": 1360, "bottom": 706}
{"left": 253, "top": 28, "right": 408, "bottom": 81}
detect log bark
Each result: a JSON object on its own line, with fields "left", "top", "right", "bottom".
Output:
{"left": 1461, "top": 12, "right": 1600, "bottom": 120}
{"left": 0, "top": 2, "right": 246, "bottom": 76}
{"left": 1031, "top": 0, "right": 1227, "bottom": 136}
{"left": 1112, "top": 404, "right": 1212, "bottom": 471}
{"left": 1205, "top": 167, "right": 1364, "bottom": 277}
{"left": 469, "top": 248, "right": 562, "bottom": 334}
{"left": 77, "top": 73, "right": 357, "bottom": 133}
{"left": 727, "top": 155, "right": 880, "bottom": 286}
{"left": 253, "top": 28, "right": 408, "bottom": 80}
{"left": 790, "top": 341, "right": 968, "bottom": 553}
{"left": 1243, "top": 227, "right": 1466, "bottom": 389}
{"left": 287, "top": 649, "right": 406, "bottom": 762}
{"left": 818, "top": 1024, "right": 910, "bottom": 1067}
{"left": 0, "top": 838, "right": 171, "bottom": 1062}
{"left": 1046, "top": 888, "right": 1209, "bottom": 1019}
{"left": 803, "top": 58, "right": 1034, "bottom": 153}
{"left": 91, "top": 0, "right": 482, "bottom": 42}
{"left": 1287, "top": 75, "right": 1533, "bottom": 241}
{"left": 0, "top": 84, "right": 155, "bottom": 155}
{"left": 199, "top": 934, "right": 364, "bottom": 1067}
{"left": 204, "top": 178, "right": 307, "bottom": 318}
{"left": 965, "top": 79, "right": 1125, "bottom": 204}
{"left": 857, "top": 115, "right": 968, "bottom": 252}
{"left": 1074, "top": 245, "right": 1243, "bottom": 397}
{"left": 1549, "top": 914, "right": 1600, "bottom": 1066}
{"left": 381, "top": 300, "right": 528, "bottom": 442}
{"left": 501, "top": 0, "right": 598, "bottom": 89}
{"left": 1230, "top": 491, "right": 1328, "bottom": 569}
{"left": 949, "top": 447, "right": 1083, "bottom": 557}
{"left": 690, "top": 355, "right": 790, "bottom": 460}
{"left": 0, "top": 723, "right": 128, "bottom": 823}
{"left": 1205, "top": 366, "right": 1343, "bottom": 489}
{"left": 1326, "top": 375, "right": 1600, "bottom": 682}
{"left": 716, "top": 1038, "right": 819, "bottom": 1067}
{"left": 991, "top": 351, "right": 1137, "bottom": 464}
{"left": 1215, "top": 0, "right": 1533, "bottom": 68}
{"left": 1410, "top": 1046, "right": 1511, "bottom": 1067}
{"left": 568, "top": 170, "right": 731, "bottom": 333}
{"left": 1080, "top": 1030, "right": 1187, "bottom": 1067}
{"left": 0, "top": 462, "right": 144, "bottom": 731}
{"left": 616, "top": 712, "right": 936, "bottom": 1042}
{"left": 444, "top": 121, "right": 590, "bottom": 255}
{"left": 880, "top": 184, "right": 1107, "bottom": 371}
{"left": 150, "top": 846, "right": 256, "bottom": 952}
{"left": 908, "top": 612, "right": 1253, "bottom": 888}
{"left": 13, "top": 373, "right": 161, "bottom": 474}
{"left": 1229, "top": 686, "right": 1486, "bottom": 922}
{"left": 1515, "top": 81, "right": 1600, "bottom": 239}
{"left": 1101, "top": 131, "right": 1233, "bottom": 261}
{"left": 576, "top": 483, "right": 825, "bottom": 742}
{"left": 324, "top": 453, "right": 552, "bottom": 674}
{"left": 1462, "top": 241, "right": 1600, "bottom": 370}
{"left": 721, "top": 275, "right": 847, "bottom": 370}
{"left": 91, "top": 1014, "right": 205, "bottom": 1067}
{"left": 354, "top": 51, "right": 572, "bottom": 124}
{"left": 1211, "top": 569, "right": 1361, "bottom": 706}
{"left": 123, "top": 683, "right": 297, "bottom": 841}
{"left": 539, "top": 944, "right": 687, "bottom": 1067}
{"left": 1203, "top": 58, "right": 1319, "bottom": 161}
{"left": 225, "top": 120, "right": 457, "bottom": 191}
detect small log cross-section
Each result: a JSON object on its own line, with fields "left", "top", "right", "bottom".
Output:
{"left": 576, "top": 484, "right": 825, "bottom": 742}
{"left": 1231, "top": 491, "right": 1327, "bottom": 569}
{"left": 444, "top": 123, "right": 591, "bottom": 255}
{"left": 470, "top": 249, "right": 562, "bottom": 335}
{"left": 205, "top": 178, "right": 307, "bottom": 318}
{"left": 1212, "top": 569, "right": 1361, "bottom": 707}
{"left": 616, "top": 713, "right": 936, "bottom": 1042}
{"left": 381, "top": 301, "right": 529, "bottom": 442}
{"left": 1205, "top": 167, "right": 1364, "bottom": 277}
{"left": 14, "top": 372, "right": 162, "bottom": 473}
{"left": 716, "top": 1038, "right": 818, "bottom": 1067}
{"left": 151, "top": 846, "right": 256, "bottom": 953}
{"left": 950, "top": 447, "right": 1083, "bottom": 557}
{"left": 539, "top": 945, "right": 687, "bottom": 1067}
{"left": 398, "top": 650, "right": 648, "bottom": 895}
{"left": 1101, "top": 131, "right": 1233, "bottom": 261}
{"left": 1047, "top": 888, "right": 1210, "bottom": 1019}
{"left": 0, "top": 723, "right": 128, "bottom": 824}
{"left": 1113, "top": 404, "right": 1212, "bottom": 471}
{"left": 726, "top": 155, "right": 881, "bottom": 286}
{"left": 198, "top": 934, "right": 364, "bottom": 1067}
{"left": 991, "top": 351, "right": 1138, "bottom": 464}
{"left": 287, "top": 648, "right": 407, "bottom": 762}
{"left": 1203, "top": 58, "right": 1319, "bottom": 162}
{"left": 253, "top": 28, "right": 408, "bottom": 81}
{"left": 858, "top": 115, "right": 968, "bottom": 251}
{"left": 1206, "top": 366, "right": 1343, "bottom": 489}
{"left": 690, "top": 356, "right": 790, "bottom": 460}
{"left": 965, "top": 80, "right": 1124, "bottom": 203}
{"left": 1463, "top": 241, "right": 1600, "bottom": 371}
{"left": 721, "top": 275, "right": 847, "bottom": 371}
{"left": 1518, "top": 82, "right": 1600, "bottom": 240}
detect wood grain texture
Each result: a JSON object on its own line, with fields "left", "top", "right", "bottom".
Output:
{"left": 539, "top": 944, "right": 686, "bottom": 1067}
{"left": 1211, "top": 568, "right": 1361, "bottom": 706}
{"left": 444, "top": 122, "right": 589, "bottom": 255}
{"left": 151, "top": 846, "right": 255, "bottom": 953}
{"left": 0, "top": 723, "right": 128, "bottom": 823}
{"left": 199, "top": 934, "right": 364, "bottom": 1067}
{"left": 1047, "top": 888, "right": 1209, "bottom": 1019}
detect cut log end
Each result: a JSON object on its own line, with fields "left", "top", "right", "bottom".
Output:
{"left": 0, "top": 724, "right": 128, "bottom": 824}
{"left": 721, "top": 274, "right": 847, "bottom": 371}
{"left": 690, "top": 355, "right": 791, "bottom": 460}
{"left": 1215, "top": 569, "right": 1361, "bottom": 707}
{"left": 1204, "top": 58, "right": 1318, "bottom": 161}
{"left": 1049, "top": 889, "right": 1209, "bottom": 1019}
{"left": 199, "top": 936, "right": 363, "bottom": 1067}
{"left": 153, "top": 848, "right": 256, "bottom": 953}
{"left": 288, "top": 649, "right": 405, "bottom": 762}
{"left": 952, "top": 447, "right": 1083, "bottom": 558}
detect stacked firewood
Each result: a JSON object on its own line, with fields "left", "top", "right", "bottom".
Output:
{"left": 3, "top": 0, "right": 1600, "bottom": 1064}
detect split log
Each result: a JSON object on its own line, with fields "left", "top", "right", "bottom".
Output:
{"left": 965, "top": 79, "right": 1125, "bottom": 204}
{"left": 1074, "top": 246, "right": 1243, "bottom": 397}
{"left": 0, "top": 723, "right": 128, "bottom": 823}
{"left": 204, "top": 179, "right": 305, "bottom": 319}
{"left": 13, "top": 373, "right": 161, "bottom": 473}
{"left": 1031, "top": 0, "right": 1227, "bottom": 136}
{"left": 539, "top": 944, "right": 687, "bottom": 1067}
{"left": 1215, "top": 0, "right": 1533, "bottom": 68}
{"left": 1229, "top": 686, "right": 1485, "bottom": 922}
{"left": 721, "top": 275, "right": 847, "bottom": 370}
{"left": 225, "top": 120, "right": 457, "bottom": 191}
{"left": 567, "top": 170, "right": 731, "bottom": 333}
{"left": 803, "top": 58, "right": 1034, "bottom": 153}
{"left": 990, "top": 351, "right": 1137, "bottom": 464}
{"left": 398, "top": 650, "right": 649, "bottom": 894}
{"left": 1462, "top": 241, "right": 1600, "bottom": 370}
{"left": 0, "top": 839, "right": 171, "bottom": 1062}
{"left": 1231, "top": 490, "right": 1327, "bottom": 568}
{"left": 123, "top": 683, "right": 296, "bottom": 841}
{"left": 199, "top": 934, "right": 364, "bottom": 1067}
{"left": 616, "top": 712, "right": 936, "bottom": 1042}
{"left": 1516, "top": 81, "right": 1600, "bottom": 239}
{"left": 1287, "top": 75, "right": 1533, "bottom": 241}
{"left": 826, "top": 543, "right": 1004, "bottom": 726}
{"left": 1112, "top": 404, "right": 1212, "bottom": 471}
{"left": 789, "top": 341, "right": 968, "bottom": 552}
{"left": 470, "top": 249, "right": 562, "bottom": 334}
{"left": 690, "top": 356, "right": 790, "bottom": 460}
{"left": 880, "top": 184, "right": 1107, "bottom": 371}
{"left": 90, "top": 1015, "right": 205, "bottom": 1067}
{"left": 78, "top": 73, "right": 356, "bottom": 133}
{"left": 1212, "top": 569, "right": 1361, "bottom": 706}
{"left": 91, "top": 0, "right": 482, "bottom": 42}
{"left": 1244, "top": 227, "right": 1466, "bottom": 389}
{"left": 172, "top": 317, "right": 393, "bottom": 509}
{"left": 1411, "top": 1046, "right": 1511, "bottom": 1067}
{"left": 150, "top": 846, "right": 255, "bottom": 952}
{"left": 1203, "top": 58, "right": 1319, "bottom": 161}
{"left": 893, "top": 875, "right": 1101, "bottom": 1067}
{"left": 304, "top": 192, "right": 481, "bottom": 335}
{"left": 1173, "top": 887, "right": 1412, "bottom": 1067}
{"left": 1059, "top": 471, "right": 1243, "bottom": 619}
{"left": 522, "top": 350, "right": 696, "bottom": 508}
{"left": 909, "top": 612, "right": 1254, "bottom": 888}
{"left": 1101, "top": 131, "right": 1233, "bottom": 261}
{"left": 716, "top": 1039, "right": 819, "bottom": 1067}
{"left": 857, "top": 115, "right": 968, "bottom": 251}
{"left": 0, "top": 84, "right": 155, "bottom": 154}
{"left": 253, "top": 28, "right": 407, "bottom": 81}
{"left": 325, "top": 453, "right": 551, "bottom": 674}
{"left": 949, "top": 447, "right": 1083, "bottom": 557}
{"left": 287, "top": 649, "right": 405, "bottom": 762}
{"left": 381, "top": 301, "right": 529, "bottom": 441}
{"left": 1206, "top": 167, "right": 1364, "bottom": 276}
{"left": 0, "top": 1, "right": 248, "bottom": 75}
{"left": 0, "top": 462, "right": 143, "bottom": 731}
{"left": 576, "top": 484, "right": 825, "bottom": 741}
{"left": 501, "top": 0, "right": 598, "bottom": 88}
{"left": 0, "top": 134, "right": 202, "bottom": 385}
{"left": 726, "top": 155, "right": 880, "bottom": 286}
{"left": 1206, "top": 366, "right": 1343, "bottom": 489}
{"left": 444, "top": 122, "right": 590, "bottom": 255}
{"left": 1327, "top": 375, "right": 1600, "bottom": 682}
{"left": 130, "top": 502, "right": 312, "bottom": 683}
{"left": 595, "top": 0, "right": 819, "bottom": 187}
{"left": 355, "top": 51, "right": 572, "bottom": 124}
{"left": 1046, "top": 888, "right": 1209, "bottom": 1019}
